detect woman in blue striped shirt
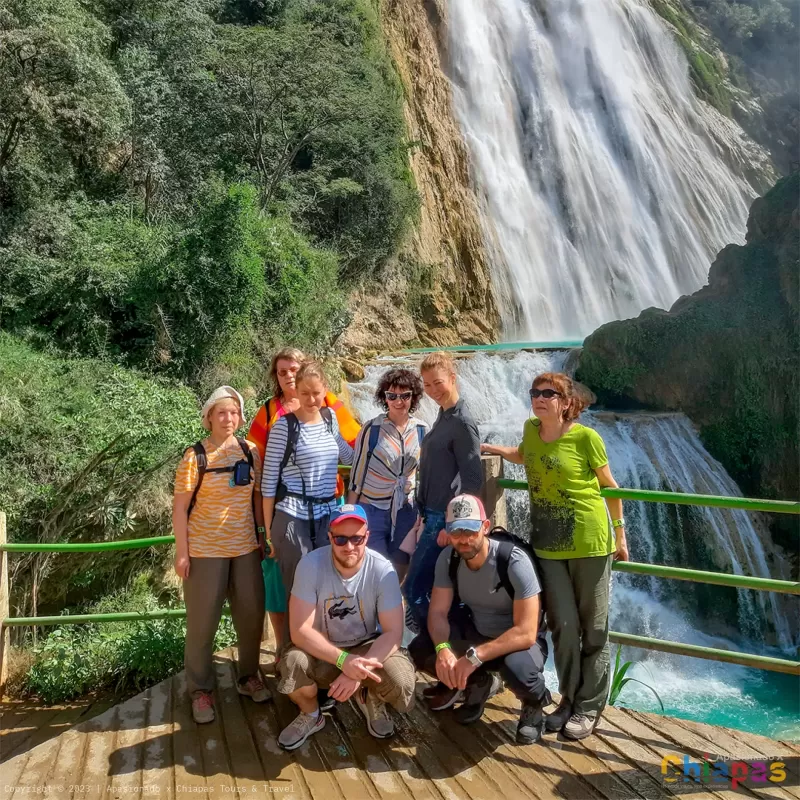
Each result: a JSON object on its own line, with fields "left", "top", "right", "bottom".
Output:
{"left": 347, "top": 368, "right": 428, "bottom": 580}
{"left": 261, "top": 361, "right": 354, "bottom": 638}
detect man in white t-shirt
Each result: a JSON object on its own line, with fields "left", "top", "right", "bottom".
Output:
{"left": 276, "top": 504, "right": 416, "bottom": 750}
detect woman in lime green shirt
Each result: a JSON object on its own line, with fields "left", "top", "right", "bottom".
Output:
{"left": 481, "top": 371, "right": 627, "bottom": 741}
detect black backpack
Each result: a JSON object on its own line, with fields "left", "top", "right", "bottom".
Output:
{"left": 448, "top": 526, "right": 518, "bottom": 603}
{"left": 186, "top": 437, "right": 254, "bottom": 517}
{"left": 275, "top": 407, "right": 336, "bottom": 546}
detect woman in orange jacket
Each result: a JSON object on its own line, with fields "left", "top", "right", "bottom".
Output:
{"left": 247, "top": 347, "right": 360, "bottom": 661}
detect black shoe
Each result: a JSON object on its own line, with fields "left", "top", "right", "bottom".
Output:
{"left": 516, "top": 703, "right": 544, "bottom": 744}
{"left": 425, "top": 682, "right": 464, "bottom": 711}
{"left": 545, "top": 698, "right": 572, "bottom": 732}
{"left": 454, "top": 672, "right": 503, "bottom": 725}
{"left": 318, "top": 689, "right": 336, "bottom": 712}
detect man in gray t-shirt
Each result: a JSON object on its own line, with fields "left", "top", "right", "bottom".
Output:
{"left": 276, "top": 505, "right": 416, "bottom": 750}
{"left": 408, "top": 494, "right": 550, "bottom": 745}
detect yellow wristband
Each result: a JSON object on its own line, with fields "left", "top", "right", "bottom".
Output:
{"left": 435, "top": 642, "right": 452, "bottom": 654}
{"left": 336, "top": 650, "right": 349, "bottom": 670}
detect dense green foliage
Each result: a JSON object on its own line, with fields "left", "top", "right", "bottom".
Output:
{"left": 25, "top": 574, "right": 237, "bottom": 703}
{"left": 1, "top": 0, "right": 416, "bottom": 384}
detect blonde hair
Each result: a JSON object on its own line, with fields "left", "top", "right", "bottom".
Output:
{"left": 420, "top": 351, "right": 455, "bottom": 374}
{"left": 269, "top": 347, "right": 305, "bottom": 397}
{"left": 296, "top": 359, "right": 327, "bottom": 388}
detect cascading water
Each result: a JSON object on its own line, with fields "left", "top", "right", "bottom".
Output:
{"left": 347, "top": 353, "right": 799, "bottom": 739}
{"left": 442, "top": 0, "right": 769, "bottom": 338}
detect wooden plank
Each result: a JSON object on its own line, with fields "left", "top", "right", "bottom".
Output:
{"left": 0, "top": 707, "right": 65, "bottom": 761}
{"left": 9, "top": 727, "right": 62, "bottom": 798}
{"left": 46, "top": 716, "right": 92, "bottom": 799}
{"left": 107, "top": 689, "right": 147, "bottom": 795}
{"left": 1, "top": 748, "right": 32, "bottom": 794}
{"left": 140, "top": 680, "right": 175, "bottom": 797}
{"left": 195, "top": 652, "right": 234, "bottom": 793}
{"left": 625, "top": 711, "right": 798, "bottom": 800}
{"left": 172, "top": 671, "right": 207, "bottom": 798}
{"left": 73, "top": 705, "right": 121, "bottom": 800}
{"left": 3, "top": 702, "right": 89, "bottom": 761}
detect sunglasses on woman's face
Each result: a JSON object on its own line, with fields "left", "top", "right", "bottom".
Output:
{"left": 529, "top": 388, "right": 561, "bottom": 399}
{"left": 331, "top": 535, "right": 366, "bottom": 547}
{"left": 386, "top": 391, "right": 413, "bottom": 402}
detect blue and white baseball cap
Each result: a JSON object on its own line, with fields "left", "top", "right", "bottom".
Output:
{"left": 331, "top": 504, "right": 368, "bottom": 528}
{"left": 445, "top": 494, "right": 487, "bottom": 533}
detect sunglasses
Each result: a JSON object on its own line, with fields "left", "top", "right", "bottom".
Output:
{"left": 331, "top": 535, "right": 366, "bottom": 547}
{"left": 386, "top": 391, "right": 413, "bottom": 402}
{"left": 530, "top": 388, "right": 561, "bottom": 399}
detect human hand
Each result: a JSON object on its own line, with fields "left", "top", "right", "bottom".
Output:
{"left": 174, "top": 552, "right": 190, "bottom": 579}
{"left": 614, "top": 532, "right": 629, "bottom": 562}
{"left": 454, "top": 656, "right": 478, "bottom": 690}
{"left": 436, "top": 528, "right": 449, "bottom": 547}
{"left": 435, "top": 647, "right": 458, "bottom": 689}
{"left": 327, "top": 673, "right": 361, "bottom": 702}
{"left": 480, "top": 443, "right": 494, "bottom": 455}
{"left": 342, "top": 655, "right": 383, "bottom": 683}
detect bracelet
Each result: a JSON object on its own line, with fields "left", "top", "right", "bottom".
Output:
{"left": 612, "top": 518, "right": 625, "bottom": 529}
{"left": 336, "top": 650, "right": 349, "bottom": 670}
{"left": 257, "top": 526, "right": 266, "bottom": 534}
{"left": 435, "top": 642, "right": 452, "bottom": 654}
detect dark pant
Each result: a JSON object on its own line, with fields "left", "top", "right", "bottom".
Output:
{"left": 408, "top": 617, "right": 550, "bottom": 710}
{"left": 535, "top": 554, "right": 612, "bottom": 714}
{"left": 363, "top": 501, "right": 416, "bottom": 566}
{"left": 402, "top": 508, "right": 446, "bottom": 630}
{"left": 183, "top": 550, "right": 265, "bottom": 695}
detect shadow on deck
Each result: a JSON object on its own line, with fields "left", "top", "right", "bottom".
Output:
{"left": 2, "top": 640, "right": 799, "bottom": 799}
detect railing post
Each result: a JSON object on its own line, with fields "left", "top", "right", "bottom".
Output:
{"left": 0, "top": 511, "right": 9, "bottom": 695}
{"left": 480, "top": 455, "right": 507, "bottom": 529}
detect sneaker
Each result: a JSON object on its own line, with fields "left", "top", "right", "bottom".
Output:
{"left": 237, "top": 674, "right": 271, "bottom": 703}
{"left": 278, "top": 711, "right": 326, "bottom": 750}
{"left": 545, "top": 698, "right": 572, "bottom": 732}
{"left": 318, "top": 689, "right": 336, "bottom": 712}
{"left": 354, "top": 687, "right": 395, "bottom": 738}
{"left": 425, "top": 682, "right": 464, "bottom": 711}
{"left": 562, "top": 711, "right": 599, "bottom": 740}
{"left": 454, "top": 672, "right": 503, "bottom": 725}
{"left": 516, "top": 703, "right": 544, "bottom": 744}
{"left": 191, "top": 691, "right": 215, "bottom": 724}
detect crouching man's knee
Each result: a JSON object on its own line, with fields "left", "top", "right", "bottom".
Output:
{"left": 501, "top": 647, "right": 549, "bottom": 708}
{"left": 277, "top": 647, "right": 316, "bottom": 695}
{"left": 372, "top": 650, "right": 417, "bottom": 713}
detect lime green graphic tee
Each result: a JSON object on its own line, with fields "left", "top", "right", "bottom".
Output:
{"left": 519, "top": 419, "right": 614, "bottom": 560}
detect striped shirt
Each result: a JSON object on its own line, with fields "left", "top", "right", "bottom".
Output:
{"left": 349, "top": 414, "right": 428, "bottom": 510}
{"left": 261, "top": 412, "right": 354, "bottom": 519}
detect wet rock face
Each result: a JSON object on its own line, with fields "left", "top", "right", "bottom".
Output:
{"left": 341, "top": 0, "right": 500, "bottom": 353}
{"left": 576, "top": 174, "right": 800, "bottom": 506}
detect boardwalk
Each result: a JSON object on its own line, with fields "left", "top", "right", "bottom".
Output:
{"left": 2, "top": 640, "right": 799, "bottom": 800}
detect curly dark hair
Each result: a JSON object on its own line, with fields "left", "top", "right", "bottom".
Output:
{"left": 375, "top": 368, "right": 424, "bottom": 413}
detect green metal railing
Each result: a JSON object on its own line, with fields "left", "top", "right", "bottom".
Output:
{"left": 400, "top": 340, "right": 584, "bottom": 354}
{"left": 1, "top": 477, "right": 799, "bottom": 677}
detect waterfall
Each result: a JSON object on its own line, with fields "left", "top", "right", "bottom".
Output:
{"left": 442, "top": 0, "right": 768, "bottom": 339}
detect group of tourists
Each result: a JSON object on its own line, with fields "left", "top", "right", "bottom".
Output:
{"left": 172, "top": 348, "right": 628, "bottom": 752}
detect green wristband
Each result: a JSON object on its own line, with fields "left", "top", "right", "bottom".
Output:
{"left": 612, "top": 518, "right": 625, "bottom": 529}
{"left": 435, "top": 642, "right": 452, "bottom": 654}
{"left": 336, "top": 650, "right": 349, "bottom": 670}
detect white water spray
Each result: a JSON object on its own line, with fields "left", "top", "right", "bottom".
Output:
{"left": 443, "top": 0, "right": 769, "bottom": 338}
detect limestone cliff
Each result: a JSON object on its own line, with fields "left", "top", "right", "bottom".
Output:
{"left": 339, "top": 0, "right": 500, "bottom": 353}
{"left": 577, "top": 175, "right": 799, "bottom": 513}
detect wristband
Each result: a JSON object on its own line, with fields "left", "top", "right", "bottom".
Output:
{"left": 336, "top": 650, "right": 349, "bottom": 670}
{"left": 257, "top": 526, "right": 266, "bottom": 534}
{"left": 612, "top": 518, "right": 625, "bottom": 529}
{"left": 435, "top": 642, "right": 452, "bottom": 654}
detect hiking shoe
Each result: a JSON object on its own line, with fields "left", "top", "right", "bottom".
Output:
{"left": 318, "top": 689, "right": 336, "bottom": 712}
{"left": 454, "top": 672, "right": 503, "bottom": 725}
{"left": 425, "top": 682, "right": 464, "bottom": 711}
{"left": 237, "top": 674, "right": 271, "bottom": 703}
{"left": 545, "top": 699, "right": 572, "bottom": 732}
{"left": 516, "top": 703, "right": 544, "bottom": 744}
{"left": 191, "top": 691, "right": 215, "bottom": 724}
{"left": 354, "top": 687, "right": 395, "bottom": 738}
{"left": 562, "top": 711, "right": 599, "bottom": 740}
{"left": 278, "top": 711, "right": 326, "bottom": 750}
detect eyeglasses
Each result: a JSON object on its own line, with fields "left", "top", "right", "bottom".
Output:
{"left": 331, "top": 535, "right": 366, "bottom": 547}
{"left": 530, "top": 388, "right": 561, "bottom": 399}
{"left": 386, "top": 391, "right": 413, "bottom": 402}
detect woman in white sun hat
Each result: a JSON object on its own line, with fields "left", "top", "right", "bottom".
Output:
{"left": 173, "top": 385, "right": 271, "bottom": 724}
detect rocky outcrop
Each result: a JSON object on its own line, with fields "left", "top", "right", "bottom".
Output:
{"left": 340, "top": 0, "right": 500, "bottom": 353}
{"left": 577, "top": 175, "right": 799, "bottom": 510}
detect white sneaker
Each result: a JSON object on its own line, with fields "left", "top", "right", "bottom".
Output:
{"left": 278, "top": 711, "right": 325, "bottom": 750}
{"left": 354, "top": 687, "right": 395, "bottom": 738}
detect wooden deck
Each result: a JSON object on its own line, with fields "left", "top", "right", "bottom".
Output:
{"left": 2, "top": 640, "right": 799, "bottom": 800}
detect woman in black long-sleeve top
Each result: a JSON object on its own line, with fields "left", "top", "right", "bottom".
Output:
{"left": 403, "top": 351, "right": 483, "bottom": 631}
